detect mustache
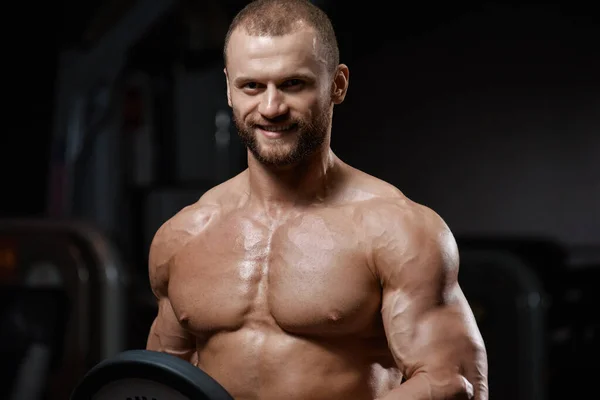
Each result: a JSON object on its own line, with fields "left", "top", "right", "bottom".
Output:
{"left": 245, "top": 117, "right": 304, "bottom": 128}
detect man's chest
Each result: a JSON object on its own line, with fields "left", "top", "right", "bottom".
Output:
{"left": 168, "top": 210, "right": 382, "bottom": 336}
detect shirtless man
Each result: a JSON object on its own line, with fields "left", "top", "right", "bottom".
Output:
{"left": 146, "top": 1, "right": 488, "bottom": 399}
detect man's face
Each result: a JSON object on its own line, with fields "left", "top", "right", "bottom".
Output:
{"left": 225, "top": 27, "right": 333, "bottom": 167}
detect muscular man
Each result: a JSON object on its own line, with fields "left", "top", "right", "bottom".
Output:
{"left": 146, "top": 1, "right": 488, "bottom": 399}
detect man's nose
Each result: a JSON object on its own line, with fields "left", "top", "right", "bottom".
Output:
{"left": 258, "top": 85, "right": 289, "bottom": 119}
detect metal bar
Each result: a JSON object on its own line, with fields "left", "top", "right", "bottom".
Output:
{"left": 48, "top": 0, "right": 176, "bottom": 217}
{"left": 0, "top": 219, "right": 129, "bottom": 361}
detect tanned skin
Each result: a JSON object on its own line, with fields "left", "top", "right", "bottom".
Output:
{"left": 147, "top": 24, "right": 488, "bottom": 400}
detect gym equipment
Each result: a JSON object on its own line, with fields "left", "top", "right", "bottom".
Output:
{"left": 1, "top": 286, "right": 68, "bottom": 400}
{"left": 546, "top": 264, "right": 599, "bottom": 399}
{"left": 71, "top": 349, "right": 234, "bottom": 400}
{"left": 0, "top": 219, "right": 128, "bottom": 400}
{"left": 459, "top": 248, "right": 547, "bottom": 400}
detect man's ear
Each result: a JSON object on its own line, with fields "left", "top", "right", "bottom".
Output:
{"left": 331, "top": 64, "right": 350, "bottom": 104}
{"left": 224, "top": 68, "right": 232, "bottom": 107}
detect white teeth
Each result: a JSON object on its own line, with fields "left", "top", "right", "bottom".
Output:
{"left": 261, "top": 124, "right": 293, "bottom": 132}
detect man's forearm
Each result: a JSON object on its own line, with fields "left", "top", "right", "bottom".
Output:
{"left": 146, "top": 320, "right": 197, "bottom": 364}
{"left": 377, "top": 373, "right": 474, "bottom": 400}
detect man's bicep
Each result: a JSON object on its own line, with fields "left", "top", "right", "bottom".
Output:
{"left": 382, "top": 276, "right": 484, "bottom": 381}
{"left": 377, "top": 207, "right": 457, "bottom": 367}
{"left": 376, "top": 207, "right": 488, "bottom": 398}
{"left": 147, "top": 297, "right": 196, "bottom": 360}
{"left": 381, "top": 279, "right": 448, "bottom": 376}
{"left": 394, "top": 217, "right": 486, "bottom": 377}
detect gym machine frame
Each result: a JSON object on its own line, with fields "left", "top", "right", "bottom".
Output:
{"left": 1, "top": 219, "right": 128, "bottom": 400}
{"left": 47, "top": 0, "right": 176, "bottom": 232}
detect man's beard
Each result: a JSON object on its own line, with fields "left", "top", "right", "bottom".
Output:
{"left": 233, "top": 108, "right": 330, "bottom": 167}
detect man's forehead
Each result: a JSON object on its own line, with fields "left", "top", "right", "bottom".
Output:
{"left": 226, "top": 26, "right": 324, "bottom": 69}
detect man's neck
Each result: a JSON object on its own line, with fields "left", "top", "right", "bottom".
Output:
{"left": 246, "top": 146, "right": 338, "bottom": 213}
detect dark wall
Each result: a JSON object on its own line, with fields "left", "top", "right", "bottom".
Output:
{"left": 5, "top": 1, "right": 598, "bottom": 251}
{"left": 331, "top": 4, "right": 599, "bottom": 248}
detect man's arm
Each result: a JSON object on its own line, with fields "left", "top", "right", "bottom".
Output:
{"left": 373, "top": 202, "right": 488, "bottom": 400}
{"left": 147, "top": 298, "right": 197, "bottom": 362}
{"left": 146, "top": 212, "right": 201, "bottom": 363}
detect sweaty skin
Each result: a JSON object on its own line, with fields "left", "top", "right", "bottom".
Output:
{"left": 147, "top": 160, "right": 487, "bottom": 400}
{"left": 147, "top": 23, "right": 488, "bottom": 400}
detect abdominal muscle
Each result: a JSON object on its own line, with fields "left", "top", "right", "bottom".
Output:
{"left": 193, "top": 327, "right": 398, "bottom": 400}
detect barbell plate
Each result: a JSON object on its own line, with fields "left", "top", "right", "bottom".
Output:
{"left": 70, "top": 349, "right": 234, "bottom": 400}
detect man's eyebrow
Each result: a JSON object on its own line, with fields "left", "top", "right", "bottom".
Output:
{"left": 233, "top": 73, "right": 317, "bottom": 86}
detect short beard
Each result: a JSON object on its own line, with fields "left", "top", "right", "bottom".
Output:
{"left": 234, "top": 109, "right": 330, "bottom": 167}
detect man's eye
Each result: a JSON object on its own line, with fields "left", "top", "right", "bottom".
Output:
{"left": 282, "top": 79, "right": 302, "bottom": 87}
{"left": 245, "top": 82, "right": 259, "bottom": 89}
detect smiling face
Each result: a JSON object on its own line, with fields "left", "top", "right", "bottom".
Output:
{"left": 225, "top": 25, "right": 347, "bottom": 167}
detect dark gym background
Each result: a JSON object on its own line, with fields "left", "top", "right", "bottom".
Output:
{"left": 2, "top": 0, "right": 598, "bottom": 399}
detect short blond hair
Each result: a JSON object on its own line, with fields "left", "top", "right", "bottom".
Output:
{"left": 223, "top": 0, "right": 340, "bottom": 73}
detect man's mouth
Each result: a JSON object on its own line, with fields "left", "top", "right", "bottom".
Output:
{"left": 256, "top": 123, "right": 298, "bottom": 138}
{"left": 257, "top": 124, "right": 296, "bottom": 132}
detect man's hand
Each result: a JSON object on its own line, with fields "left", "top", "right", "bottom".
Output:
{"left": 370, "top": 199, "right": 488, "bottom": 400}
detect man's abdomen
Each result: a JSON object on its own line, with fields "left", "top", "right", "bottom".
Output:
{"left": 196, "top": 328, "right": 377, "bottom": 400}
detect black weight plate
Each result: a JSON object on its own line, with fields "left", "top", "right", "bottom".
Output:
{"left": 70, "top": 350, "right": 234, "bottom": 400}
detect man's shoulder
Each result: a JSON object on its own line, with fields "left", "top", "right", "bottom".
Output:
{"left": 347, "top": 173, "right": 458, "bottom": 280}
{"left": 344, "top": 168, "right": 448, "bottom": 239}
{"left": 148, "top": 202, "right": 216, "bottom": 271}
{"left": 343, "top": 167, "right": 418, "bottom": 212}
{"left": 150, "top": 171, "right": 248, "bottom": 263}
{"left": 363, "top": 195, "right": 448, "bottom": 241}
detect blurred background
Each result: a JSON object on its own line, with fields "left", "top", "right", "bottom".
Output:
{"left": 1, "top": 0, "right": 598, "bottom": 399}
